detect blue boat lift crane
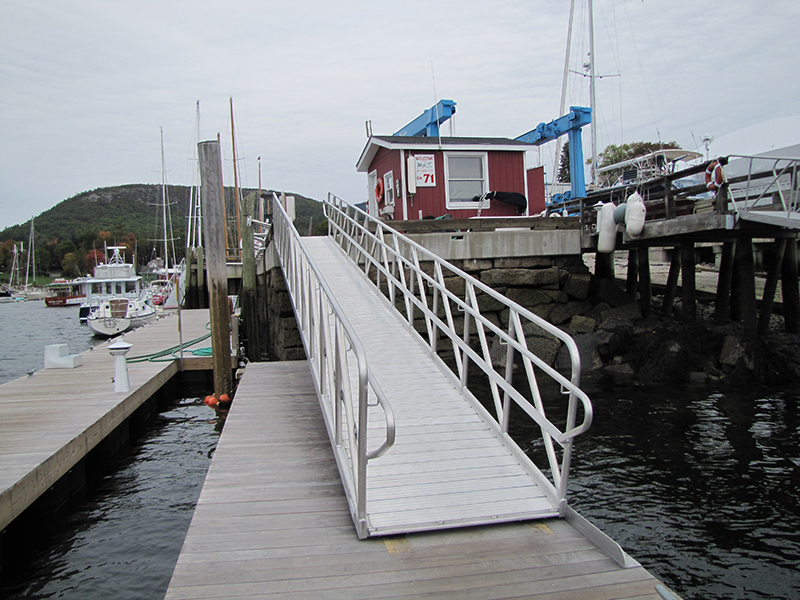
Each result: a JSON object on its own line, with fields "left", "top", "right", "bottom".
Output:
{"left": 516, "top": 106, "right": 592, "bottom": 202}
{"left": 391, "top": 101, "right": 592, "bottom": 204}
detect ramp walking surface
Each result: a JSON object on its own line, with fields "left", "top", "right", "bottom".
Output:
{"left": 302, "top": 237, "right": 558, "bottom": 535}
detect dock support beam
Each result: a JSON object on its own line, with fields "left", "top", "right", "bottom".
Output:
{"left": 782, "top": 237, "right": 800, "bottom": 333}
{"left": 735, "top": 238, "right": 758, "bottom": 337}
{"left": 759, "top": 238, "right": 787, "bottom": 336}
{"left": 198, "top": 139, "right": 233, "bottom": 397}
{"left": 680, "top": 242, "right": 696, "bottom": 321}
{"left": 662, "top": 248, "right": 680, "bottom": 317}
{"left": 241, "top": 193, "right": 259, "bottom": 360}
{"left": 637, "top": 247, "right": 651, "bottom": 317}
{"left": 714, "top": 241, "right": 736, "bottom": 325}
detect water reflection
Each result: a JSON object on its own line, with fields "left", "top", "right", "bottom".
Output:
{"left": 559, "top": 380, "right": 800, "bottom": 600}
{"left": 1, "top": 398, "right": 218, "bottom": 600}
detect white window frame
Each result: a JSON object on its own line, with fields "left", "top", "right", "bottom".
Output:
{"left": 443, "top": 152, "right": 490, "bottom": 209}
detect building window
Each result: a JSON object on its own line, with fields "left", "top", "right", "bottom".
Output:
{"left": 444, "top": 153, "right": 489, "bottom": 209}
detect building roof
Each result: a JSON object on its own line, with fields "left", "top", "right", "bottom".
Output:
{"left": 356, "top": 135, "right": 533, "bottom": 172}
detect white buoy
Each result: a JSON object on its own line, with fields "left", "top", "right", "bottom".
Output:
{"left": 109, "top": 338, "right": 132, "bottom": 393}
{"left": 597, "top": 202, "right": 617, "bottom": 254}
{"left": 625, "top": 192, "right": 646, "bottom": 237}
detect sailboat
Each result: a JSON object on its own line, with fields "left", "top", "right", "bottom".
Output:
{"left": 147, "top": 128, "right": 186, "bottom": 308}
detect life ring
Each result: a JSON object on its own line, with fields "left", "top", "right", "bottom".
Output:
{"left": 375, "top": 178, "right": 384, "bottom": 203}
{"left": 705, "top": 161, "right": 724, "bottom": 192}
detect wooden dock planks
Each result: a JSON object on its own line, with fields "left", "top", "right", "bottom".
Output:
{"left": 0, "top": 309, "right": 214, "bottom": 531}
{"left": 166, "top": 361, "right": 665, "bottom": 599}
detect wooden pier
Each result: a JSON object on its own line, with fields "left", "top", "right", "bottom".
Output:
{"left": 166, "top": 361, "right": 666, "bottom": 600}
{"left": 0, "top": 309, "right": 215, "bottom": 533}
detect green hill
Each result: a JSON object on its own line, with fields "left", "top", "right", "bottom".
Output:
{"left": 0, "top": 184, "right": 324, "bottom": 278}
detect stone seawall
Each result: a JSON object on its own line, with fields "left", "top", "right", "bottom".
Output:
{"left": 262, "top": 254, "right": 800, "bottom": 387}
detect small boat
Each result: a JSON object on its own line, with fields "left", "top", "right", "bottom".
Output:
{"left": 148, "top": 278, "right": 173, "bottom": 306}
{"left": 79, "top": 246, "right": 149, "bottom": 321}
{"left": 86, "top": 297, "right": 157, "bottom": 337}
{"left": 44, "top": 279, "right": 88, "bottom": 307}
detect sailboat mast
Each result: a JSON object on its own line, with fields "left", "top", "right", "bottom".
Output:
{"left": 160, "top": 127, "right": 170, "bottom": 269}
{"left": 554, "top": 0, "right": 576, "bottom": 180}
{"left": 257, "top": 156, "right": 262, "bottom": 221}
{"left": 230, "top": 97, "right": 242, "bottom": 250}
{"left": 25, "top": 218, "right": 35, "bottom": 289}
{"left": 588, "top": 0, "right": 598, "bottom": 185}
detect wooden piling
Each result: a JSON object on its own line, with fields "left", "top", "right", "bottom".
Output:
{"left": 782, "top": 237, "right": 799, "bottom": 333}
{"left": 758, "top": 238, "right": 787, "bottom": 335}
{"left": 594, "top": 251, "right": 614, "bottom": 281}
{"left": 680, "top": 242, "right": 696, "bottom": 321}
{"left": 198, "top": 140, "right": 233, "bottom": 397}
{"left": 637, "top": 246, "right": 651, "bottom": 317}
{"left": 735, "top": 237, "right": 758, "bottom": 337}
{"left": 626, "top": 249, "right": 638, "bottom": 297}
{"left": 240, "top": 192, "right": 259, "bottom": 360}
{"left": 662, "top": 248, "right": 681, "bottom": 317}
{"left": 714, "top": 240, "right": 736, "bottom": 325}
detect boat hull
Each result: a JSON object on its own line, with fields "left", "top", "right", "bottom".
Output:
{"left": 87, "top": 298, "right": 157, "bottom": 337}
{"left": 44, "top": 295, "right": 86, "bottom": 307}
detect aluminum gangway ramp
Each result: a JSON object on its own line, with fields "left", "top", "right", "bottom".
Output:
{"left": 273, "top": 194, "right": 595, "bottom": 542}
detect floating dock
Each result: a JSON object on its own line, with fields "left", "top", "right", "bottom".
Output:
{"left": 0, "top": 309, "right": 214, "bottom": 533}
{"left": 166, "top": 361, "right": 666, "bottom": 599}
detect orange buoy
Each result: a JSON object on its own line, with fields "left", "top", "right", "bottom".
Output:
{"left": 204, "top": 394, "right": 218, "bottom": 407}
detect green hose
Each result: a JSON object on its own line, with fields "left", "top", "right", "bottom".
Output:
{"left": 127, "top": 322, "right": 213, "bottom": 363}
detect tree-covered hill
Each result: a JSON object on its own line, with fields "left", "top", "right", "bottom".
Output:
{"left": 0, "top": 184, "right": 324, "bottom": 277}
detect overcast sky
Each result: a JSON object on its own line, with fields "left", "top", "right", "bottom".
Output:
{"left": 1, "top": 0, "right": 798, "bottom": 230}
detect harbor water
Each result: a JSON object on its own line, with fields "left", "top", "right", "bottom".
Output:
{"left": 1, "top": 300, "right": 799, "bottom": 599}
{"left": 0, "top": 300, "right": 101, "bottom": 385}
{"left": 519, "top": 377, "right": 800, "bottom": 600}
{"left": 0, "top": 300, "right": 219, "bottom": 599}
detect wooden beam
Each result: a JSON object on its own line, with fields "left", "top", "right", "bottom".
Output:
{"left": 626, "top": 249, "right": 638, "bottom": 297}
{"left": 680, "top": 242, "right": 696, "bottom": 321}
{"left": 240, "top": 193, "right": 259, "bottom": 360}
{"left": 782, "top": 237, "right": 800, "bottom": 334}
{"left": 198, "top": 140, "right": 233, "bottom": 397}
{"left": 637, "top": 246, "right": 651, "bottom": 318}
{"left": 662, "top": 247, "right": 680, "bottom": 317}
{"left": 594, "top": 251, "right": 615, "bottom": 281}
{"left": 714, "top": 241, "right": 736, "bottom": 325}
{"left": 758, "top": 239, "right": 787, "bottom": 336}
{"left": 735, "top": 237, "right": 758, "bottom": 337}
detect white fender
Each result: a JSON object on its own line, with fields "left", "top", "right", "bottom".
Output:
{"left": 597, "top": 202, "right": 617, "bottom": 254}
{"left": 625, "top": 192, "right": 646, "bottom": 237}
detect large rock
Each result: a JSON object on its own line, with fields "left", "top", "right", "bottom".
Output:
{"left": 556, "top": 332, "right": 603, "bottom": 373}
{"left": 505, "top": 287, "right": 553, "bottom": 310}
{"left": 719, "top": 335, "right": 744, "bottom": 366}
{"left": 570, "top": 315, "right": 596, "bottom": 333}
{"left": 600, "top": 303, "right": 643, "bottom": 323}
{"left": 480, "top": 267, "right": 559, "bottom": 287}
{"left": 563, "top": 273, "right": 592, "bottom": 300}
{"left": 595, "top": 278, "right": 635, "bottom": 308}
{"left": 548, "top": 300, "right": 592, "bottom": 325}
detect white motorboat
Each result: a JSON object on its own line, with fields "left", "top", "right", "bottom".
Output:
{"left": 79, "top": 246, "right": 149, "bottom": 321}
{"left": 86, "top": 297, "right": 157, "bottom": 337}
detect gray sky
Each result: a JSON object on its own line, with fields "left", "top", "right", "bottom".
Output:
{"left": 1, "top": 0, "right": 798, "bottom": 230}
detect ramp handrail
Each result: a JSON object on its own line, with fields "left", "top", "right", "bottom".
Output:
{"left": 272, "top": 194, "right": 395, "bottom": 539}
{"left": 324, "top": 193, "right": 593, "bottom": 511}
{"left": 722, "top": 153, "right": 800, "bottom": 222}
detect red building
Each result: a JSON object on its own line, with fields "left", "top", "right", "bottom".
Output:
{"left": 356, "top": 135, "right": 543, "bottom": 221}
